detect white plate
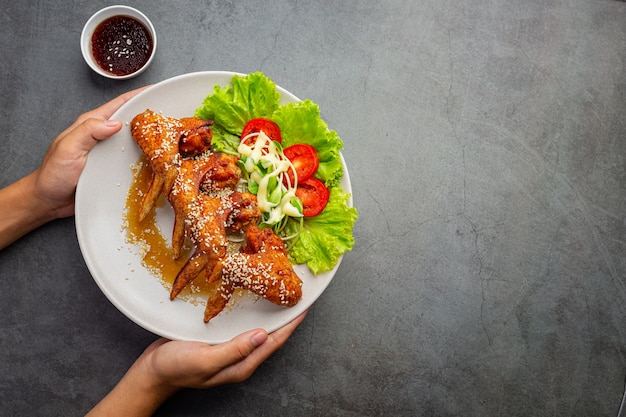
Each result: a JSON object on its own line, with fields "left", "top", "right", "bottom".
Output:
{"left": 75, "top": 71, "right": 351, "bottom": 344}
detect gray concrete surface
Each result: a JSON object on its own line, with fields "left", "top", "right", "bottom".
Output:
{"left": 1, "top": 1, "right": 625, "bottom": 416}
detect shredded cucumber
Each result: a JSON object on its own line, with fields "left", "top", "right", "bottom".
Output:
{"left": 237, "top": 132, "right": 304, "bottom": 240}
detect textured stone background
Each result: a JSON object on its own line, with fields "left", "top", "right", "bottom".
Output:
{"left": 0, "top": 1, "right": 625, "bottom": 416}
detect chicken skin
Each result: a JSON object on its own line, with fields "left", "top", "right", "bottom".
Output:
{"left": 130, "top": 109, "right": 212, "bottom": 221}
{"left": 204, "top": 226, "right": 303, "bottom": 323}
{"left": 129, "top": 109, "right": 303, "bottom": 323}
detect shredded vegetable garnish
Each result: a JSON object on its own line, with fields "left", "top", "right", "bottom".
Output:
{"left": 236, "top": 131, "right": 304, "bottom": 240}
{"left": 195, "top": 72, "right": 358, "bottom": 273}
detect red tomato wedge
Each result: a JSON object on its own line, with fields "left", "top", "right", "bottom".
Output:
{"left": 283, "top": 143, "right": 320, "bottom": 186}
{"left": 241, "top": 118, "right": 282, "bottom": 144}
{"left": 296, "top": 177, "right": 329, "bottom": 217}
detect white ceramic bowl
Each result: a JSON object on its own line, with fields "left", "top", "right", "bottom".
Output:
{"left": 81, "top": 5, "right": 157, "bottom": 80}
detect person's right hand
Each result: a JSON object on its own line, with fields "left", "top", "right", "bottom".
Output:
{"left": 0, "top": 86, "right": 149, "bottom": 250}
{"left": 34, "top": 86, "right": 149, "bottom": 220}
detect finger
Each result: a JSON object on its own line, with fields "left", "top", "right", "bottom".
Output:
{"left": 57, "top": 85, "right": 151, "bottom": 139}
{"left": 208, "top": 312, "right": 309, "bottom": 384}
{"left": 272, "top": 310, "right": 308, "bottom": 341}
{"left": 248, "top": 311, "right": 308, "bottom": 361}
{"left": 61, "top": 118, "right": 123, "bottom": 156}
{"left": 206, "top": 329, "right": 269, "bottom": 370}
{"left": 86, "top": 85, "right": 152, "bottom": 121}
{"left": 221, "top": 311, "right": 308, "bottom": 364}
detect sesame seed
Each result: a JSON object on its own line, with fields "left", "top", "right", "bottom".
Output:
{"left": 129, "top": 109, "right": 303, "bottom": 321}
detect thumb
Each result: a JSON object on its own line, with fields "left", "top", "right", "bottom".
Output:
{"left": 209, "top": 329, "right": 268, "bottom": 369}
{"left": 69, "top": 118, "right": 123, "bottom": 154}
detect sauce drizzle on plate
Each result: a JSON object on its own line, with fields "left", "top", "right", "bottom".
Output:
{"left": 124, "top": 157, "right": 220, "bottom": 301}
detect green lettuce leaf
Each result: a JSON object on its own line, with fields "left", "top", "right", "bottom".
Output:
{"left": 209, "top": 128, "right": 241, "bottom": 155}
{"left": 288, "top": 187, "right": 358, "bottom": 274}
{"left": 195, "top": 72, "right": 280, "bottom": 136}
{"left": 272, "top": 101, "right": 344, "bottom": 188}
{"left": 194, "top": 72, "right": 357, "bottom": 273}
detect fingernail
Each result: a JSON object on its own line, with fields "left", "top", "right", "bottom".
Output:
{"left": 105, "top": 119, "right": 121, "bottom": 127}
{"left": 250, "top": 330, "right": 268, "bottom": 348}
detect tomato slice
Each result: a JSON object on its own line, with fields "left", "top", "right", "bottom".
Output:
{"left": 295, "top": 177, "right": 329, "bottom": 217}
{"left": 283, "top": 143, "right": 320, "bottom": 186}
{"left": 241, "top": 118, "right": 281, "bottom": 144}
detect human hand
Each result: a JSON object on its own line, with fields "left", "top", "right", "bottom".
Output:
{"left": 86, "top": 311, "right": 308, "bottom": 417}
{"left": 0, "top": 86, "right": 149, "bottom": 250}
{"left": 33, "top": 86, "right": 148, "bottom": 219}
{"left": 139, "top": 310, "right": 308, "bottom": 391}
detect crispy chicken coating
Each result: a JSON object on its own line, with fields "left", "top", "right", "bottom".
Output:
{"left": 204, "top": 226, "right": 303, "bottom": 323}
{"left": 129, "top": 109, "right": 303, "bottom": 323}
{"left": 130, "top": 110, "right": 212, "bottom": 221}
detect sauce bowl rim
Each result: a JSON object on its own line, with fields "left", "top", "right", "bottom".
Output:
{"left": 80, "top": 5, "right": 157, "bottom": 80}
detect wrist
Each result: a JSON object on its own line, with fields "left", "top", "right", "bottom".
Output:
{"left": 23, "top": 171, "right": 60, "bottom": 221}
{"left": 129, "top": 357, "right": 182, "bottom": 404}
{"left": 85, "top": 361, "right": 179, "bottom": 417}
{"left": 0, "top": 172, "right": 56, "bottom": 249}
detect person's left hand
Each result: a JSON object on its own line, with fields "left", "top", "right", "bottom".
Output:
{"left": 137, "top": 311, "right": 308, "bottom": 393}
{"left": 34, "top": 86, "right": 148, "bottom": 219}
{"left": 85, "top": 311, "right": 308, "bottom": 417}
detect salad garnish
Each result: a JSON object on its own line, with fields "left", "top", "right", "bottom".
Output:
{"left": 236, "top": 130, "right": 304, "bottom": 239}
{"left": 195, "top": 72, "right": 358, "bottom": 274}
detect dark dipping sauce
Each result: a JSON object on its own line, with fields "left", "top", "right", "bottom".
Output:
{"left": 91, "top": 15, "right": 153, "bottom": 76}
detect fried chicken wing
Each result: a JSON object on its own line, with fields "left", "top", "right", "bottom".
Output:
{"left": 168, "top": 158, "right": 261, "bottom": 300}
{"left": 129, "top": 109, "right": 302, "bottom": 324}
{"left": 130, "top": 110, "right": 212, "bottom": 220}
{"left": 178, "top": 121, "right": 213, "bottom": 158}
{"left": 200, "top": 152, "right": 241, "bottom": 193}
{"left": 204, "top": 226, "right": 303, "bottom": 323}
{"left": 169, "top": 157, "right": 224, "bottom": 260}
